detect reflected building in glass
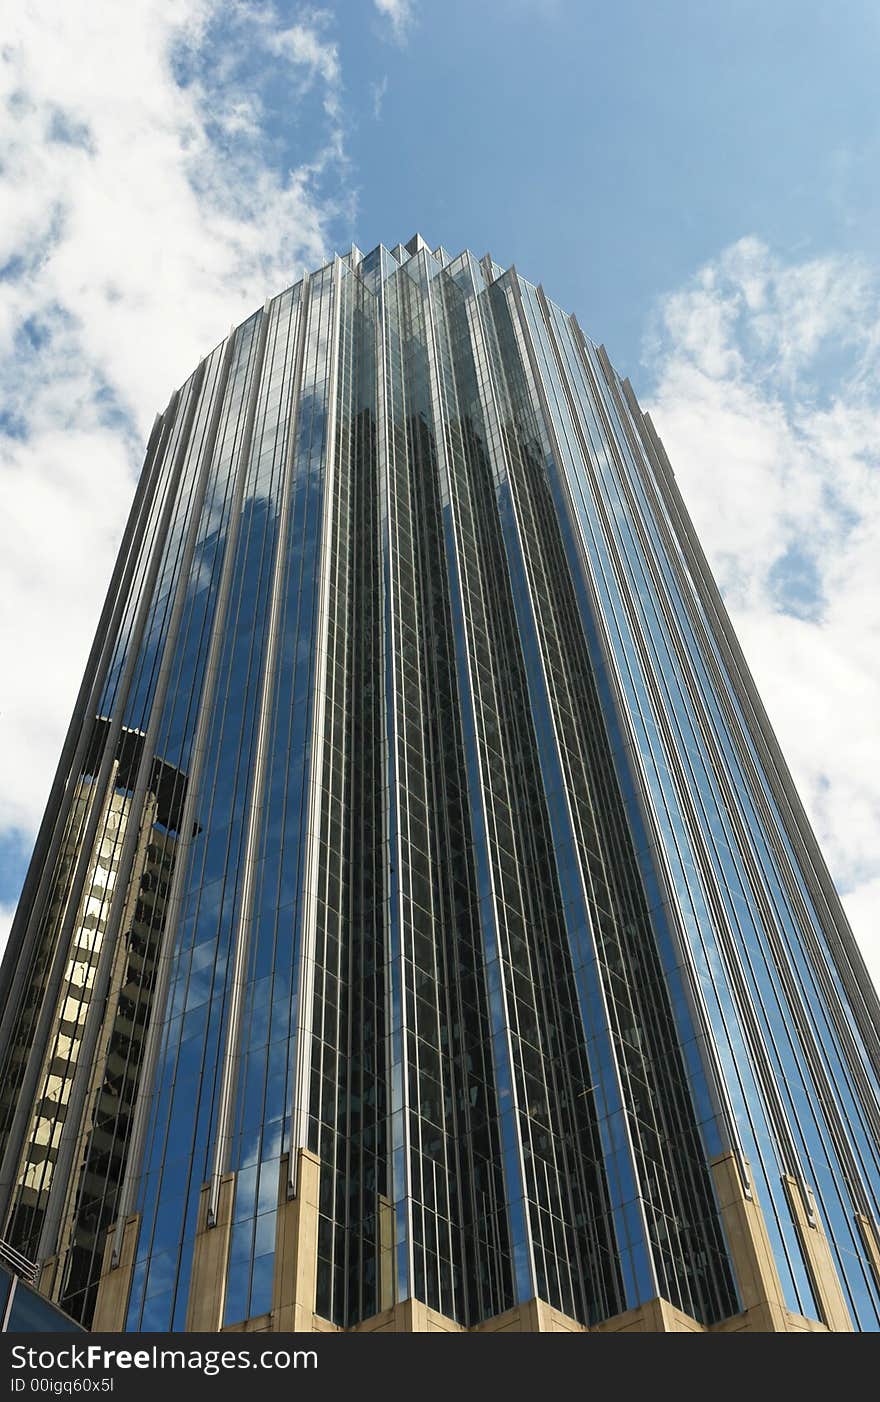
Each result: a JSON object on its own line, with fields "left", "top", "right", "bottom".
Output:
{"left": 1, "top": 235, "right": 879, "bottom": 1335}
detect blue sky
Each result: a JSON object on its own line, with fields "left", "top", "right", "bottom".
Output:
{"left": 1, "top": 0, "right": 878, "bottom": 976}
{"left": 343, "top": 0, "right": 880, "bottom": 378}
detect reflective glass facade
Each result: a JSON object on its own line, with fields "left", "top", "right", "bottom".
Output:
{"left": 1, "top": 1246, "right": 84, "bottom": 1332}
{"left": 2, "top": 235, "right": 879, "bottom": 1334}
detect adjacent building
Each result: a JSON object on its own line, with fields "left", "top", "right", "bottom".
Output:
{"left": 1, "top": 236, "right": 878, "bottom": 1334}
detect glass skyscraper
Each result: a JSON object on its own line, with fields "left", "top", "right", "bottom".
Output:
{"left": 1, "top": 234, "right": 878, "bottom": 1335}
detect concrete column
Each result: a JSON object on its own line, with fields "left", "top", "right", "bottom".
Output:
{"left": 92, "top": 1213, "right": 140, "bottom": 1332}
{"left": 783, "top": 1175, "right": 852, "bottom": 1332}
{"left": 185, "top": 1174, "right": 235, "bottom": 1331}
{"left": 710, "top": 1152, "right": 789, "bottom": 1330}
{"left": 398, "top": 1298, "right": 429, "bottom": 1331}
{"left": 38, "top": 1254, "right": 61, "bottom": 1302}
{"left": 272, "top": 1149, "right": 321, "bottom": 1331}
{"left": 856, "top": 1213, "right": 880, "bottom": 1288}
{"left": 523, "top": 1298, "right": 587, "bottom": 1332}
{"left": 593, "top": 1297, "right": 704, "bottom": 1332}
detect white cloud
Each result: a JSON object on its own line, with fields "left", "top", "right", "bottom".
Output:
{"left": 0, "top": 2, "right": 348, "bottom": 879}
{"left": 0, "top": 905, "right": 13, "bottom": 966}
{"left": 371, "top": 74, "right": 389, "bottom": 120}
{"left": 267, "top": 18, "right": 340, "bottom": 85}
{"left": 264, "top": 10, "right": 344, "bottom": 135}
{"left": 644, "top": 237, "right": 880, "bottom": 985}
{"left": 845, "top": 877, "right": 880, "bottom": 966}
{"left": 373, "top": 0, "right": 415, "bottom": 44}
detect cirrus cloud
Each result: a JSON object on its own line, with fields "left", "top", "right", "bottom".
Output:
{"left": 644, "top": 236, "right": 880, "bottom": 983}
{"left": 373, "top": 0, "right": 415, "bottom": 45}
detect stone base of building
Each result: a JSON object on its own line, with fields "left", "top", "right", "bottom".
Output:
{"left": 219, "top": 1294, "right": 832, "bottom": 1336}
{"left": 88, "top": 1147, "right": 865, "bottom": 1334}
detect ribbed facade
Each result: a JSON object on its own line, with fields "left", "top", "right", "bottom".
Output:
{"left": 1, "top": 234, "right": 879, "bottom": 1334}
